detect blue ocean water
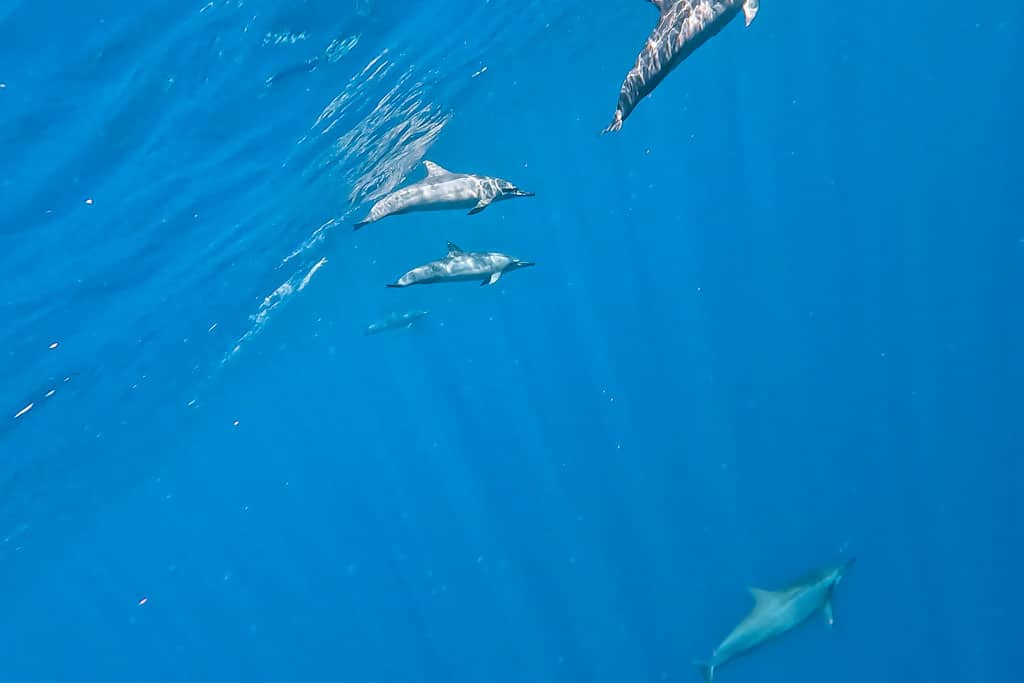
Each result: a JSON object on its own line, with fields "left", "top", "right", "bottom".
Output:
{"left": 1, "top": 1, "right": 1021, "bottom": 680}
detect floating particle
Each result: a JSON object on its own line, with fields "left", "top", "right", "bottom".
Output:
{"left": 138, "top": 597, "right": 148, "bottom": 606}
{"left": 84, "top": 198, "right": 93, "bottom": 205}
{"left": 0, "top": 83, "right": 6, "bottom": 89}
{"left": 45, "top": 390, "right": 56, "bottom": 398}
{"left": 14, "top": 403, "right": 34, "bottom": 418}
{"left": 232, "top": 420, "right": 239, "bottom": 427}
{"left": 48, "top": 342, "right": 58, "bottom": 349}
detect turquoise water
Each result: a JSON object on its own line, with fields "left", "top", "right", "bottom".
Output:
{"left": 1, "top": 2, "right": 1021, "bottom": 681}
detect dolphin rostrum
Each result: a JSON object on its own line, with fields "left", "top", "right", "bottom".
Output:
{"left": 353, "top": 161, "right": 534, "bottom": 229}
{"left": 386, "top": 242, "right": 535, "bottom": 288}
{"left": 695, "top": 558, "right": 854, "bottom": 681}
{"left": 604, "top": 0, "right": 760, "bottom": 133}
{"left": 364, "top": 309, "right": 430, "bottom": 335}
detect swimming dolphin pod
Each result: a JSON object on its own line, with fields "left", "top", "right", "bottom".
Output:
{"left": 353, "top": 161, "right": 533, "bottom": 229}
{"left": 349, "top": 23, "right": 853, "bottom": 683}
{"left": 695, "top": 558, "right": 855, "bottom": 681}
{"left": 604, "top": 0, "right": 759, "bottom": 132}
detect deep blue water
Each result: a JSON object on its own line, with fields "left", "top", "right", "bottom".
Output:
{"left": 1, "top": 1, "right": 1022, "bottom": 681}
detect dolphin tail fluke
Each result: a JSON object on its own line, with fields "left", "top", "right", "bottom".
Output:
{"left": 601, "top": 116, "right": 623, "bottom": 135}
{"left": 694, "top": 662, "right": 714, "bottom": 683}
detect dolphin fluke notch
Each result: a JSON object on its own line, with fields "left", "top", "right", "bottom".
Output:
{"left": 694, "top": 661, "right": 714, "bottom": 682}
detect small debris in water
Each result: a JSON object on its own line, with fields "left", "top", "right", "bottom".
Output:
{"left": 138, "top": 597, "right": 148, "bottom": 606}
{"left": 232, "top": 420, "right": 239, "bottom": 427}
{"left": 84, "top": 198, "right": 94, "bottom": 205}
{"left": 14, "top": 403, "right": 33, "bottom": 419}
{"left": 49, "top": 342, "right": 58, "bottom": 349}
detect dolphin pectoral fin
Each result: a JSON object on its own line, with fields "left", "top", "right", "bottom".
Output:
{"left": 693, "top": 661, "right": 714, "bottom": 683}
{"left": 824, "top": 599, "right": 834, "bottom": 628}
{"left": 468, "top": 198, "right": 492, "bottom": 215}
{"left": 743, "top": 0, "right": 759, "bottom": 27}
{"left": 481, "top": 272, "right": 502, "bottom": 286}
{"left": 353, "top": 219, "right": 370, "bottom": 230}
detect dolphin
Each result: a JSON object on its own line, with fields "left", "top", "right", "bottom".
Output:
{"left": 695, "top": 558, "right": 855, "bottom": 681}
{"left": 364, "top": 309, "right": 430, "bottom": 335}
{"left": 386, "top": 242, "right": 535, "bottom": 288}
{"left": 604, "top": 0, "right": 760, "bottom": 133}
{"left": 353, "top": 161, "right": 534, "bottom": 229}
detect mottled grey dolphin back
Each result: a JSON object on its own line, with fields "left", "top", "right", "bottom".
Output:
{"left": 604, "top": 0, "right": 759, "bottom": 133}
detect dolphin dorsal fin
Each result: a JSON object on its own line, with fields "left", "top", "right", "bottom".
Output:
{"left": 446, "top": 241, "right": 464, "bottom": 255}
{"left": 423, "top": 160, "right": 450, "bottom": 177}
{"left": 748, "top": 587, "right": 780, "bottom": 610}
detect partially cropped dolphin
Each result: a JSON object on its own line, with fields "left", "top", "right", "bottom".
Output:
{"left": 386, "top": 242, "right": 534, "bottom": 288}
{"left": 695, "top": 558, "right": 855, "bottom": 681}
{"left": 604, "top": 0, "right": 760, "bottom": 133}
{"left": 353, "top": 161, "right": 534, "bottom": 229}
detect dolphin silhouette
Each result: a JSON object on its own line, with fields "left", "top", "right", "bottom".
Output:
{"left": 695, "top": 558, "right": 855, "bottom": 681}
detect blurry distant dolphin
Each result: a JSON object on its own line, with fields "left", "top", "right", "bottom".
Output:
{"left": 364, "top": 309, "right": 430, "bottom": 335}
{"left": 353, "top": 161, "right": 534, "bottom": 229}
{"left": 386, "top": 242, "right": 535, "bottom": 288}
{"left": 695, "top": 558, "right": 855, "bottom": 681}
{"left": 604, "top": 0, "right": 760, "bottom": 132}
